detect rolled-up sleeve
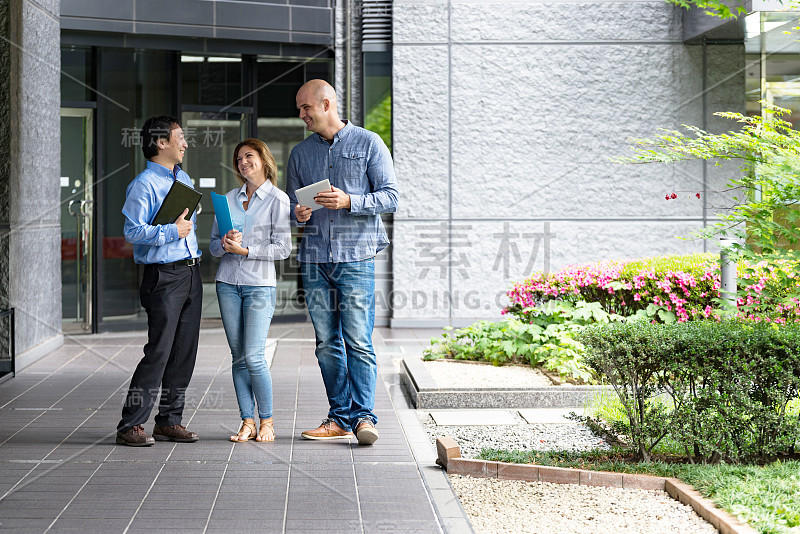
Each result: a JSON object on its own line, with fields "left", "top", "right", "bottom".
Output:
{"left": 247, "top": 195, "right": 292, "bottom": 261}
{"left": 348, "top": 138, "right": 398, "bottom": 216}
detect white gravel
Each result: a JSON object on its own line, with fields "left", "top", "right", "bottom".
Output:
{"left": 417, "top": 361, "right": 718, "bottom": 533}
{"left": 450, "top": 475, "right": 719, "bottom": 534}
{"left": 421, "top": 412, "right": 609, "bottom": 458}
{"left": 422, "top": 359, "right": 554, "bottom": 388}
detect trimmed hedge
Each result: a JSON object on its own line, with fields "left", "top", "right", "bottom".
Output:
{"left": 580, "top": 320, "right": 800, "bottom": 463}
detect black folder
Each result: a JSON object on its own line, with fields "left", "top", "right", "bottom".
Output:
{"left": 151, "top": 180, "right": 203, "bottom": 226}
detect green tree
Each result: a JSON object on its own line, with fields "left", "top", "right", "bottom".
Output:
{"left": 364, "top": 94, "right": 391, "bottom": 151}
{"left": 616, "top": 106, "right": 800, "bottom": 262}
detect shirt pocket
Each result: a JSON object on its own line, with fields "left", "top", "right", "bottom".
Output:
{"left": 340, "top": 151, "right": 368, "bottom": 190}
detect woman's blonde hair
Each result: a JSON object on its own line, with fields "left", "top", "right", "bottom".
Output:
{"left": 232, "top": 138, "right": 278, "bottom": 186}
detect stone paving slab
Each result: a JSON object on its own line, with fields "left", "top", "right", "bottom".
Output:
{"left": 0, "top": 325, "right": 463, "bottom": 533}
{"left": 518, "top": 408, "right": 577, "bottom": 424}
{"left": 429, "top": 410, "right": 520, "bottom": 426}
{"left": 402, "top": 356, "right": 609, "bottom": 409}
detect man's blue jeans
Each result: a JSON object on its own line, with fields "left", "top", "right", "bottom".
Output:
{"left": 301, "top": 259, "right": 377, "bottom": 431}
{"left": 216, "top": 282, "right": 276, "bottom": 420}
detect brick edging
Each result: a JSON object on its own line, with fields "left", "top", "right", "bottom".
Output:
{"left": 436, "top": 437, "right": 756, "bottom": 534}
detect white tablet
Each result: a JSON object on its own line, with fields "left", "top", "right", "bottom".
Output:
{"left": 294, "top": 179, "right": 331, "bottom": 212}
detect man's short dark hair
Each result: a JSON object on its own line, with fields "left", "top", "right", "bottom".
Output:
{"left": 141, "top": 115, "right": 180, "bottom": 159}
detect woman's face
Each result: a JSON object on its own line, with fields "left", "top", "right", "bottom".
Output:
{"left": 236, "top": 145, "right": 265, "bottom": 183}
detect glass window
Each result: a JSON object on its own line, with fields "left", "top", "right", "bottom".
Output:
{"left": 182, "top": 55, "right": 243, "bottom": 107}
{"left": 100, "top": 48, "right": 176, "bottom": 327}
{"left": 180, "top": 111, "right": 248, "bottom": 319}
{"left": 745, "top": 12, "right": 800, "bottom": 129}
{"left": 256, "top": 60, "right": 306, "bottom": 117}
{"left": 363, "top": 52, "right": 391, "bottom": 150}
{"left": 61, "top": 45, "right": 93, "bottom": 102}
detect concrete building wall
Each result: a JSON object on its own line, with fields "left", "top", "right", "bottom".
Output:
{"left": 391, "top": 0, "right": 744, "bottom": 326}
{"left": 0, "top": 0, "right": 63, "bottom": 364}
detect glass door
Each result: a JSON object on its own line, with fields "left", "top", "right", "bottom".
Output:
{"left": 180, "top": 111, "right": 249, "bottom": 319}
{"left": 60, "top": 108, "right": 94, "bottom": 333}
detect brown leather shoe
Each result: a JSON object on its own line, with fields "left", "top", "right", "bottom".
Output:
{"left": 355, "top": 418, "right": 379, "bottom": 445}
{"left": 301, "top": 419, "right": 353, "bottom": 440}
{"left": 153, "top": 424, "right": 199, "bottom": 443}
{"left": 116, "top": 425, "right": 155, "bottom": 447}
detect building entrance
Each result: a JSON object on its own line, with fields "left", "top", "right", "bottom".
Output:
{"left": 60, "top": 108, "right": 94, "bottom": 333}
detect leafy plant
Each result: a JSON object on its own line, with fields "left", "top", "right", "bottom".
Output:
{"left": 580, "top": 320, "right": 800, "bottom": 463}
{"left": 423, "top": 301, "right": 621, "bottom": 382}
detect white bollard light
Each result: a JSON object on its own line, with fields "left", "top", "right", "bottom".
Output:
{"left": 719, "top": 238, "right": 737, "bottom": 312}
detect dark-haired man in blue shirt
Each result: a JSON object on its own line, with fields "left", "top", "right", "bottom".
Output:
{"left": 116, "top": 115, "right": 202, "bottom": 446}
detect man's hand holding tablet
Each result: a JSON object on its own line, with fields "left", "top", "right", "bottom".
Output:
{"left": 294, "top": 178, "right": 350, "bottom": 222}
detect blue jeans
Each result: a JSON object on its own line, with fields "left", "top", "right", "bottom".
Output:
{"left": 301, "top": 259, "right": 377, "bottom": 431}
{"left": 216, "top": 282, "right": 276, "bottom": 420}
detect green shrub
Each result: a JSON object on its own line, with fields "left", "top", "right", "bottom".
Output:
{"left": 423, "top": 301, "right": 620, "bottom": 382}
{"left": 580, "top": 320, "right": 800, "bottom": 463}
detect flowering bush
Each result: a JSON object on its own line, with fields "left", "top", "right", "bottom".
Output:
{"left": 505, "top": 253, "right": 800, "bottom": 324}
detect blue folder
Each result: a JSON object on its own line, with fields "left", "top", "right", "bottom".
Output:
{"left": 210, "top": 191, "right": 244, "bottom": 237}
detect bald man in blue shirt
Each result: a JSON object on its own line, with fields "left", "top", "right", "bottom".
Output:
{"left": 116, "top": 115, "right": 202, "bottom": 447}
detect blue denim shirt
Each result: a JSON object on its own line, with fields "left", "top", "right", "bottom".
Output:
{"left": 286, "top": 121, "right": 398, "bottom": 263}
{"left": 122, "top": 161, "right": 201, "bottom": 264}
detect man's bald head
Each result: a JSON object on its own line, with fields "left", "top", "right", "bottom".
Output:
{"left": 296, "top": 79, "right": 344, "bottom": 139}
{"left": 298, "top": 79, "right": 338, "bottom": 105}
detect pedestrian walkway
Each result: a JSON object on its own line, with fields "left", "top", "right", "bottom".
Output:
{"left": 0, "top": 324, "right": 471, "bottom": 533}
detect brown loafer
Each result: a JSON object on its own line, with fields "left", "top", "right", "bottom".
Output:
{"left": 355, "top": 418, "right": 379, "bottom": 445}
{"left": 301, "top": 419, "right": 353, "bottom": 440}
{"left": 116, "top": 425, "right": 155, "bottom": 447}
{"left": 153, "top": 424, "right": 199, "bottom": 443}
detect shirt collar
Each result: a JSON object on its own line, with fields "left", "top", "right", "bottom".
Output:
{"left": 146, "top": 160, "right": 180, "bottom": 179}
{"left": 316, "top": 120, "right": 352, "bottom": 144}
{"left": 236, "top": 180, "right": 273, "bottom": 201}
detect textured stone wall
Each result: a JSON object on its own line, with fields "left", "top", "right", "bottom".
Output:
{"left": 0, "top": 0, "right": 11, "bottom": 359}
{"left": 392, "top": 0, "right": 744, "bottom": 324}
{"left": 1, "top": 0, "right": 62, "bottom": 355}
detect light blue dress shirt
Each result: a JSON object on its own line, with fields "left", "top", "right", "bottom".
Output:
{"left": 210, "top": 181, "right": 292, "bottom": 287}
{"left": 286, "top": 121, "right": 398, "bottom": 263}
{"left": 122, "top": 160, "right": 201, "bottom": 264}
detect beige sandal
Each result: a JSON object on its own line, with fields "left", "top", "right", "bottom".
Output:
{"left": 230, "top": 418, "right": 256, "bottom": 442}
{"left": 256, "top": 417, "right": 274, "bottom": 442}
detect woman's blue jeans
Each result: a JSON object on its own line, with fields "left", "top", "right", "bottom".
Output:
{"left": 301, "top": 259, "right": 376, "bottom": 431}
{"left": 216, "top": 282, "right": 275, "bottom": 420}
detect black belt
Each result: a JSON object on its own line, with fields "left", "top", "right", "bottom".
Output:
{"left": 154, "top": 258, "right": 200, "bottom": 269}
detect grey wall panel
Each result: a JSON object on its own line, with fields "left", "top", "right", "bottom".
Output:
{"left": 61, "top": 0, "right": 134, "bottom": 20}
{"left": 60, "top": 0, "right": 334, "bottom": 46}
{"left": 134, "top": 22, "right": 215, "bottom": 39}
{"left": 60, "top": 17, "right": 135, "bottom": 34}
{"left": 214, "top": 27, "right": 291, "bottom": 43}
{"left": 291, "top": 6, "right": 332, "bottom": 33}
{"left": 134, "top": 0, "right": 215, "bottom": 26}
{"left": 215, "top": 2, "right": 290, "bottom": 31}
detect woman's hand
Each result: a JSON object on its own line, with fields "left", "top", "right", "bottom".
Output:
{"left": 222, "top": 230, "right": 248, "bottom": 256}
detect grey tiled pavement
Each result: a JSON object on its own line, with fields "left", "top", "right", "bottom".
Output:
{"left": 0, "top": 324, "right": 471, "bottom": 533}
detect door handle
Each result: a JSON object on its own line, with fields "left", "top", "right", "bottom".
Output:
{"left": 79, "top": 200, "right": 93, "bottom": 217}
{"left": 68, "top": 200, "right": 81, "bottom": 217}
